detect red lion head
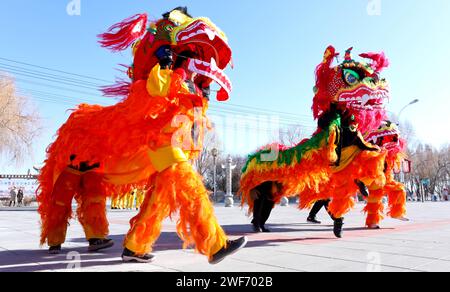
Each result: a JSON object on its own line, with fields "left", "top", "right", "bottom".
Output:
{"left": 312, "top": 46, "right": 390, "bottom": 133}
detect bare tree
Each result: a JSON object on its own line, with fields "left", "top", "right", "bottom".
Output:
{"left": 388, "top": 113, "right": 417, "bottom": 146}
{"left": 279, "top": 124, "right": 308, "bottom": 146}
{"left": 193, "top": 126, "right": 247, "bottom": 199}
{"left": 0, "top": 74, "right": 40, "bottom": 163}
{"left": 194, "top": 129, "right": 222, "bottom": 177}
{"left": 399, "top": 119, "right": 417, "bottom": 148}
{"left": 406, "top": 144, "right": 450, "bottom": 200}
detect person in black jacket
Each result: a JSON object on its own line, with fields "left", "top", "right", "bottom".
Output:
{"left": 17, "top": 188, "right": 24, "bottom": 207}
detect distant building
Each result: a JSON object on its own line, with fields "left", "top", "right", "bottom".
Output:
{"left": 0, "top": 175, "right": 38, "bottom": 199}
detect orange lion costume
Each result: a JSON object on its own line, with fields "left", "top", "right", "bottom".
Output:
{"left": 241, "top": 46, "right": 390, "bottom": 238}
{"left": 363, "top": 121, "right": 409, "bottom": 228}
{"left": 37, "top": 7, "right": 247, "bottom": 264}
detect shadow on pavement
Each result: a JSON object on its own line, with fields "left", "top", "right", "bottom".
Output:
{"left": 222, "top": 223, "right": 335, "bottom": 236}
{"left": 0, "top": 233, "right": 182, "bottom": 272}
{"left": 0, "top": 223, "right": 393, "bottom": 271}
{"left": 0, "top": 246, "right": 124, "bottom": 272}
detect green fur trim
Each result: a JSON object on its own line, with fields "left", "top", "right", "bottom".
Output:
{"left": 242, "top": 116, "right": 341, "bottom": 174}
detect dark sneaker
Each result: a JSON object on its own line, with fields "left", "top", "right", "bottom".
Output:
{"left": 355, "top": 180, "right": 369, "bottom": 198}
{"left": 333, "top": 218, "right": 344, "bottom": 238}
{"left": 307, "top": 217, "right": 322, "bottom": 224}
{"left": 252, "top": 223, "right": 262, "bottom": 233}
{"left": 122, "top": 248, "right": 155, "bottom": 263}
{"left": 260, "top": 226, "right": 271, "bottom": 233}
{"left": 48, "top": 245, "right": 62, "bottom": 255}
{"left": 209, "top": 236, "right": 248, "bottom": 265}
{"left": 88, "top": 238, "right": 114, "bottom": 252}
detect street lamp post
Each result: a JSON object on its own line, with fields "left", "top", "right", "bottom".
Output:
{"left": 211, "top": 148, "right": 219, "bottom": 203}
{"left": 397, "top": 99, "right": 419, "bottom": 124}
{"left": 222, "top": 155, "right": 236, "bottom": 207}
{"left": 396, "top": 99, "right": 419, "bottom": 199}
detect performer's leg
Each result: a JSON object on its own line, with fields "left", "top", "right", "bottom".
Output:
{"left": 251, "top": 194, "right": 264, "bottom": 232}
{"left": 307, "top": 200, "right": 328, "bottom": 224}
{"left": 122, "top": 165, "right": 213, "bottom": 259}
{"left": 172, "top": 162, "right": 228, "bottom": 257}
{"left": 387, "top": 183, "right": 408, "bottom": 220}
{"left": 260, "top": 193, "right": 275, "bottom": 232}
{"left": 122, "top": 184, "right": 171, "bottom": 260}
{"left": 321, "top": 199, "right": 344, "bottom": 238}
{"left": 364, "top": 188, "right": 385, "bottom": 228}
{"left": 327, "top": 190, "right": 355, "bottom": 219}
{"left": 77, "top": 172, "right": 113, "bottom": 251}
{"left": 45, "top": 169, "right": 81, "bottom": 252}
{"left": 123, "top": 162, "right": 247, "bottom": 264}
{"left": 172, "top": 162, "right": 247, "bottom": 264}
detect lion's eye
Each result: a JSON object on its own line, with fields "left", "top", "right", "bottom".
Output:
{"left": 343, "top": 69, "right": 360, "bottom": 86}
{"left": 164, "top": 24, "right": 173, "bottom": 32}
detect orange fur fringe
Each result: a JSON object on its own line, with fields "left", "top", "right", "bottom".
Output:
{"left": 124, "top": 162, "right": 227, "bottom": 256}
{"left": 37, "top": 74, "right": 203, "bottom": 245}
{"left": 240, "top": 129, "right": 338, "bottom": 214}
{"left": 300, "top": 149, "right": 387, "bottom": 219}
{"left": 363, "top": 189, "right": 385, "bottom": 226}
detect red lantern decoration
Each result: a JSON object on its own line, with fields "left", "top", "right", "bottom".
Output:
{"left": 402, "top": 159, "right": 412, "bottom": 174}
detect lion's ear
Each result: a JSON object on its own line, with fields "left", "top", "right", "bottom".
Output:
{"left": 322, "top": 45, "right": 339, "bottom": 66}
{"left": 168, "top": 9, "right": 192, "bottom": 25}
{"left": 163, "top": 6, "right": 192, "bottom": 21}
{"left": 98, "top": 14, "right": 148, "bottom": 52}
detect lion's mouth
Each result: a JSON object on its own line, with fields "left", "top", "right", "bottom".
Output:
{"left": 366, "top": 130, "right": 400, "bottom": 150}
{"left": 188, "top": 58, "right": 232, "bottom": 101}
{"left": 174, "top": 19, "right": 231, "bottom": 70}
{"left": 173, "top": 19, "right": 232, "bottom": 101}
{"left": 338, "top": 87, "right": 389, "bottom": 110}
{"left": 383, "top": 141, "right": 400, "bottom": 150}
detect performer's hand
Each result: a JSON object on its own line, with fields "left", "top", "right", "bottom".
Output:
{"left": 155, "top": 45, "right": 173, "bottom": 69}
{"left": 201, "top": 86, "right": 211, "bottom": 99}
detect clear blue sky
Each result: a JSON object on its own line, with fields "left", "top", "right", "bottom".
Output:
{"left": 1, "top": 0, "right": 449, "bottom": 174}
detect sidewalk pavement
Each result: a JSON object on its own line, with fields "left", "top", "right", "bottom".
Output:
{"left": 1, "top": 202, "right": 450, "bottom": 272}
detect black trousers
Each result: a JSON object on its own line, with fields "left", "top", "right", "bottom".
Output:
{"left": 252, "top": 182, "right": 275, "bottom": 227}
{"left": 308, "top": 199, "right": 342, "bottom": 221}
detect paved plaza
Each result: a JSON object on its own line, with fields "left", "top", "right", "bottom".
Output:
{"left": 0, "top": 202, "right": 450, "bottom": 272}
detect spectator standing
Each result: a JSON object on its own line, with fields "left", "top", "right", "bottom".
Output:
{"left": 17, "top": 188, "right": 24, "bottom": 207}
{"left": 9, "top": 186, "right": 18, "bottom": 207}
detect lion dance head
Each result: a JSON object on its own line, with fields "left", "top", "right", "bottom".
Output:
{"left": 312, "top": 46, "right": 390, "bottom": 133}
{"left": 365, "top": 120, "right": 406, "bottom": 158}
{"left": 99, "top": 6, "right": 232, "bottom": 101}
